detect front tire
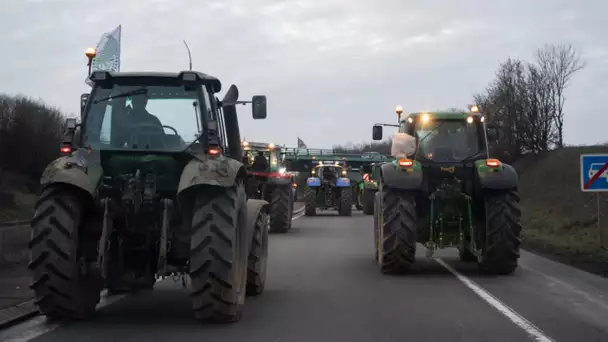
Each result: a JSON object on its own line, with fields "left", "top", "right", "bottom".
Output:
{"left": 29, "top": 186, "right": 101, "bottom": 320}
{"left": 377, "top": 187, "right": 417, "bottom": 274}
{"left": 268, "top": 185, "right": 292, "bottom": 234}
{"left": 246, "top": 207, "right": 269, "bottom": 296}
{"left": 189, "top": 185, "right": 248, "bottom": 323}
{"left": 479, "top": 188, "right": 522, "bottom": 275}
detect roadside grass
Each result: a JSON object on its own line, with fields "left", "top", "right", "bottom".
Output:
{"left": 515, "top": 145, "right": 608, "bottom": 275}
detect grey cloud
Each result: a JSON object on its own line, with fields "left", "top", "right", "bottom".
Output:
{"left": 0, "top": 0, "right": 606, "bottom": 147}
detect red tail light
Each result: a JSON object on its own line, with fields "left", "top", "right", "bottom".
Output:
{"left": 398, "top": 158, "right": 413, "bottom": 167}
{"left": 485, "top": 158, "right": 501, "bottom": 168}
{"left": 60, "top": 146, "right": 71, "bottom": 154}
{"left": 208, "top": 147, "right": 221, "bottom": 155}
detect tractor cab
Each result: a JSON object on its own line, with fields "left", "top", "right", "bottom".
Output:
{"left": 242, "top": 141, "right": 282, "bottom": 173}
{"left": 311, "top": 161, "right": 348, "bottom": 184}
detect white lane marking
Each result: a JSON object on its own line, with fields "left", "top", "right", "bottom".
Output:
{"left": 436, "top": 259, "right": 554, "bottom": 342}
{"left": 2, "top": 208, "right": 307, "bottom": 341}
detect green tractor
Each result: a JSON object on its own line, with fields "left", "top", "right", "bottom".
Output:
{"left": 359, "top": 163, "right": 379, "bottom": 215}
{"left": 30, "top": 69, "right": 271, "bottom": 323}
{"left": 242, "top": 141, "right": 296, "bottom": 233}
{"left": 371, "top": 105, "right": 521, "bottom": 275}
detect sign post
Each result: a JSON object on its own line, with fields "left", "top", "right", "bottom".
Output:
{"left": 581, "top": 154, "right": 608, "bottom": 247}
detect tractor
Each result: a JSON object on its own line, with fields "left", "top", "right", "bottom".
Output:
{"left": 304, "top": 161, "right": 352, "bottom": 216}
{"left": 30, "top": 69, "right": 271, "bottom": 324}
{"left": 242, "top": 141, "right": 296, "bottom": 233}
{"left": 359, "top": 163, "right": 379, "bottom": 215}
{"left": 371, "top": 105, "right": 521, "bottom": 275}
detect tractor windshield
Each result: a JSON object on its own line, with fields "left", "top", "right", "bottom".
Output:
{"left": 83, "top": 84, "right": 208, "bottom": 152}
{"left": 244, "top": 149, "right": 279, "bottom": 171}
{"left": 416, "top": 120, "right": 480, "bottom": 162}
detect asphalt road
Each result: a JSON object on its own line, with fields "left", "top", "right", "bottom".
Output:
{"left": 3, "top": 211, "right": 608, "bottom": 342}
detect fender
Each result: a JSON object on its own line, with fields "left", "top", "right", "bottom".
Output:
{"left": 245, "top": 199, "right": 269, "bottom": 253}
{"left": 335, "top": 177, "right": 351, "bottom": 188}
{"left": 177, "top": 154, "right": 246, "bottom": 196}
{"left": 39, "top": 148, "right": 103, "bottom": 196}
{"left": 306, "top": 177, "right": 321, "bottom": 187}
{"left": 380, "top": 161, "right": 423, "bottom": 190}
{"left": 475, "top": 160, "right": 519, "bottom": 189}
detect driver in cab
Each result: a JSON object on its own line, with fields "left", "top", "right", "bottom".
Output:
{"left": 119, "top": 95, "right": 165, "bottom": 148}
{"left": 128, "top": 95, "right": 163, "bottom": 128}
{"left": 251, "top": 151, "right": 269, "bottom": 171}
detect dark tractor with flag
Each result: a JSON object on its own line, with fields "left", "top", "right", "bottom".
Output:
{"left": 304, "top": 161, "right": 353, "bottom": 216}
{"left": 30, "top": 69, "right": 272, "bottom": 324}
{"left": 371, "top": 105, "right": 521, "bottom": 275}
{"left": 242, "top": 140, "right": 296, "bottom": 233}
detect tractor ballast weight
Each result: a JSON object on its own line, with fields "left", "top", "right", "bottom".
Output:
{"left": 371, "top": 107, "right": 521, "bottom": 275}
{"left": 242, "top": 140, "right": 295, "bottom": 234}
{"left": 34, "top": 70, "right": 270, "bottom": 324}
{"left": 304, "top": 162, "right": 353, "bottom": 216}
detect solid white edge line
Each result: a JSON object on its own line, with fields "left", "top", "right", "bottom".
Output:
{"left": 435, "top": 258, "right": 554, "bottom": 342}
{"left": 4, "top": 207, "right": 307, "bottom": 341}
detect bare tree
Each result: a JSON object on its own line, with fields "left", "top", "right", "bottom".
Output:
{"left": 535, "top": 44, "right": 586, "bottom": 148}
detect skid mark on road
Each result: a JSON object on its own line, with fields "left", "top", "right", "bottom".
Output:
{"left": 436, "top": 258, "right": 554, "bottom": 342}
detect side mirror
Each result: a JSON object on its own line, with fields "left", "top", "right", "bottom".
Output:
{"left": 252, "top": 95, "right": 267, "bottom": 119}
{"left": 80, "top": 93, "right": 89, "bottom": 119}
{"left": 372, "top": 125, "right": 383, "bottom": 140}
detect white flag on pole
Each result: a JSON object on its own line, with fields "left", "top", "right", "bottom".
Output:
{"left": 86, "top": 25, "right": 121, "bottom": 86}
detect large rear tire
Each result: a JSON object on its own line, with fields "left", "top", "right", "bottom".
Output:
{"left": 28, "top": 186, "right": 101, "bottom": 320}
{"left": 304, "top": 187, "right": 316, "bottom": 216}
{"left": 362, "top": 188, "right": 375, "bottom": 215}
{"left": 268, "top": 185, "right": 292, "bottom": 234}
{"left": 479, "top": 188, "right": 522, "bottom": 275}
{"left": 338, "top": 187, "right": 352, "bottom": 216}
{"left": 189, "top": 185, "right": 248, "bottom": 323}
{"left": 377, "top": 187, "right": 417, "bottom": 274}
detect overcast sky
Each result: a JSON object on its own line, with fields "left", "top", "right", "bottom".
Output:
{"left": 2, "top": 0, "right": 606, "bottom": 148}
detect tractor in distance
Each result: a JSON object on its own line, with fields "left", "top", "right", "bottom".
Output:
{"left": 242, "top": 140, "right": 296, "bottom": 233}
{"left": 359, "top": 162, "right": 379, "bottom": 215}
{"left": 30, "top": 61, "right": 271, "bottom": 323}
{"left": 371, "top": 104, "right": 521, "bottom": 275}
{"left": 304, "top": 161, "right": 353, "bottom": 216}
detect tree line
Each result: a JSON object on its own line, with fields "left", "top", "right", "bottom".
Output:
{"left": 333, "top": 43, "right": 586, "bottom": 163}
{"left": 0, "top": 94, "right": 66, "bottom": 204}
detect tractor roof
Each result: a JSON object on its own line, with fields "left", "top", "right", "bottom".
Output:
{"left": 88, "top": 70, "right": 222, "bottom": 92}
{"left": 402, "top": 111, "right": 483, "bottom": 121}
{"left": 242, "top": 141, "right": 277, "bottom": 151}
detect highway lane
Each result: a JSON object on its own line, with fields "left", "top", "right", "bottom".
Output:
{"left": 3, "top": 211, "right": 608, "bottom": 341}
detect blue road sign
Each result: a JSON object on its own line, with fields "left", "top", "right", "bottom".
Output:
{"left": 580, "top": 154, "right": 608, "bottom": 192}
